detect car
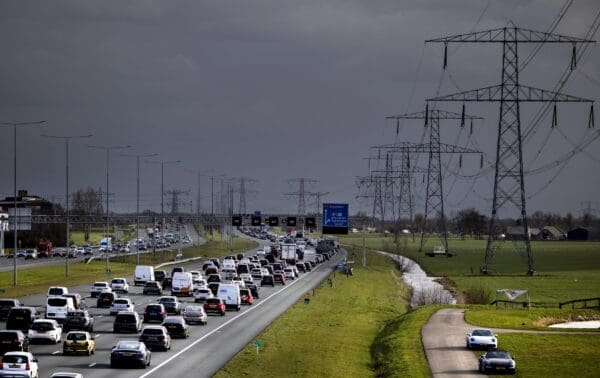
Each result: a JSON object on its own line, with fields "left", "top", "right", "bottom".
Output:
{"left": 189, "top": 270, "right": 202, "bottom": 280}
{"left": 139, "top": 325, "right": 171, "bottom": 351}
{"left": 113, "top": 311, "right": 142, "bottom": 333}
{"left": 283, "top": 267, "right": 296, "bottom": 280}
{"left": 207, "top": 282, "right": 220, "bottom": 296}
{"left": 27, "top": 319, "right": 62, "bottom": 344}
{"left": 158, "top": 296, "right": 181, "bottom": 315}
{"left": 109, "top": 298, "right": 135, "bottom": 315}
{"left": 246, "top": 283, "right": 260, "bottom": 299}
{"left": 296, "top": 263, "right": 306, "bottom": 273}
{"left": 161, "top": 316, "right": 189, "bottom": 338}
{"left": 0, "top": 330, "right": 29, "bottom": 354}
{"left": 24, "top": 250, "right": 37, "bottom": 259}
{"left": 5, "top": 307, "right": 38, "bottom": 332}
{"left": 110, "top": 340, "right": 151, "bottom": 369}
{"left": 47, "top": 286, "right": 69, "bottom": 296}
{"left": 143, "top": 281, "right": 163, "bottom": 295}
{"left": 273, "top": 273, "right": 286, "bottom": 285}
{"left": 201, "top": 262, "right": 214, "bottom": 271}
{"left": 240, "top": 288, "right": 254, "bottom": 305}
{"left": 251, "top": 268, "right": 263, "bottom": 279}
{"left": 83, "top": 246, "right": 93, "bottom": 255}
{"left": 193, "top": 288, "right": 213, "bottom": 303}
{"left": 210, "top": 258, "right": 221, "bottom": 268}
{"left": 15, "top": 250, "right": 27, "bottom": 258}
{"left": 63, "top": 310, "right": 94, "bottom": 332}
{"left": 466, "top": 329, "right": 498, "bottom": 349}
{"left": 143, "top": 304, "right": 167, "bottom": 323}
{"left": 231, "top": 276, "right": 245, "bottom": 287}
{"left": 240, "top": 273, "right": 254, "bottom": 286}
{"left": 161, "top": 277, "right": 173, "bottom": 290}
{"left": 203, "top": 298, "right": 226, "bottom": 316}
{"left": 0, "top": 299, "right": 21, "bottom": 320}
{"left": 63, "top": 293, "right": 85, "bottom": 310}
{"left": 90, "top": 282, "right": 111, "bottom": 298}
{"left": 97, "top": 291, "right": 117, "bottom": 308}
{"left": 62, "top": 331, "right": 95, "bottom": 356}
{"left": 154, "top": 270, "right": 167, "bottom": 284}
{"left": 261, "top": 275, "right": 275, "bottom": 287}
{"left": 0, "top": 351, "right": 39, "bottom": 378}
{"left": 182, "top": 305, "right": 207, "bottom": 325}
{"left": 110, "top": 278, "right": 130, "bottom": 293}
{"left": 193, "top": 278, "right": 208, "bottom": 288}
{"left": 303, "top": 262, "right": 312, "bottom": 272}
{"left": 207, "top": 273, "right": 221, "bottom": 284}
{"left": 478, "top": 349, "right": 516, "bottom": 374}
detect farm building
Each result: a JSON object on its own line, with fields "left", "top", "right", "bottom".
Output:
{"left": 567, "top": 227, "right": 600, "bottom": 241}
{"left": 540, "top": 226, "right": 565, "bottom": 240}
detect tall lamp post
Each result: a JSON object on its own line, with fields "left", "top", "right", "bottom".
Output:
{"left": 121, "top": 152, "right": 158, "bottom": 265}
{"left": 42, "top": 133, "right": 93, "bottom": 277}
{"left": 147, "top": 159, "right": 181, "bottom": 255}
{"left": 88, "top": 144, "right": 131, "bottom": 272}
{"left": 184, "top": 169, "right": 214, "bottom": 243}
{"left": 0, "top": 121, "right": 45, "bottom": 286}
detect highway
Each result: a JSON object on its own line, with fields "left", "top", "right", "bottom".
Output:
{"left": 1, "top": 239, "right": 344, "bottom": 378}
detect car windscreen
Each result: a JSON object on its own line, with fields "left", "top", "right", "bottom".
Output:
{"left": 472, "top": 330, "right": 493, "bottom": 336}
{"left": 48, "top": 288, "right": 64, "bottom": 295}
{"left": 486, "top": 351, "right": 510, "bottom": 359}
{"left": 47, "top": 298, "right": 67, "bottom": 306}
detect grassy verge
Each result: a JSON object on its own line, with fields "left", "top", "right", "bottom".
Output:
{"left": 474, "top": 333, "right": 600, "bottom": 377}
{"left": 0, "top": 237, "right": 257, "bottom": 298}
{"left": 216, "top": 248, "right": 410, "bottom": 378}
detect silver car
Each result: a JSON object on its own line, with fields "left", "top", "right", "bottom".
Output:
{"left": 479, "top": 349, "right": 516, "bottom": 374}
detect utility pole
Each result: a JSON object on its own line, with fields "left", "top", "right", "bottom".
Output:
{"left": 88, "top": 144, "right": 131, "bottom": 272}
{"left": 165, "top": 189, "right": 190, "bottom": 214}
{"left": 0, "top": 121, "right": 45, "bottom": 286}
{"left": 285, "top": 178, "right": 318, "bottom": 215}
{"left": 42, "top": 133, "right": 93, "bottom": 277}
{"left": 426, "top": 23, "right": 594, "bottom": 275}
{"left": 386, "top": 109, "right": 483, "bottom": 253}
{"left": 121, "top": 152, "right": 158, "bottom": 265}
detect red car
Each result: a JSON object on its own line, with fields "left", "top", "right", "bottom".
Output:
{"left": 273, "top": 273, "right": 286, "bottom": 285}
{"left": 203, "top": 298, "right": 226, "bottom": 316}
{"left": 240, "top": 289, "right": 254, "bottom": 305}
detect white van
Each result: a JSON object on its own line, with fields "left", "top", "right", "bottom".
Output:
{"left": 171, "top": 272, "right": 194, "bottom": 297}
{"left": 217, "top": 283, "right": 241, "bottom": 311}
{"left": 46, "top": 296, "right": 75, "bottom": 321}
{"left": 134, "top": 265, "right": 155, "bottom": 286}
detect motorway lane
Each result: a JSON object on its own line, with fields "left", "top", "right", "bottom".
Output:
{"left": 1, "top": 239, "right": 341, "bottom": 378}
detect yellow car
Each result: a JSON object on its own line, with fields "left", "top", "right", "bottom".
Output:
{"left": 63, "top": 331, "right": 95, "bottom": 356}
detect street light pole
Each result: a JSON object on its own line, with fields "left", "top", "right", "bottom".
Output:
{"left": 147, "top": 160, "right": 181, "bottom": 255}
{"left": 42, "top": 133, "right": 93, "bottom": 277}
{"left": 0, "top": 121, "right": 45, "bottom": 286}
{"left": 88, "top": 144, "right": 131, "bottom": 272}
{"left": 122, "top": 152, "right": 158, "bottom": 265}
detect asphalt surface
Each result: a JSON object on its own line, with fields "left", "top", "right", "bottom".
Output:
{"left": 1, "top": 236, "right": 344, "bottom": 378}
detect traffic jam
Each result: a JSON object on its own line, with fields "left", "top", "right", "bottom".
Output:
{"left": 0, "top": 231, "right": 339, "bottom": 377}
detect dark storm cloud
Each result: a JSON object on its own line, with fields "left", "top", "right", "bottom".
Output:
{"left": 0, "top": 0, "right": 598, "bottom": 216}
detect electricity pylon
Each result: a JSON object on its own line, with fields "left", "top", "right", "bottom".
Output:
{"left": 285, "top": 178, "right": 318, "bottom": 215}
{"left": 426, "top": 23, "right": 595, "bottom": 275}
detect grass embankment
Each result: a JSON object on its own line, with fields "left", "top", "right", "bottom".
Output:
{"left": 216, "top": 248, "right": 418, "bottom": 378}
{"left": 0, "top": 237, "right": 257, "bottom": 298}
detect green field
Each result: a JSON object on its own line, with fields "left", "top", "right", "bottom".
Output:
{"left": 217, "top": 248, "right": 414, "bottom": 378}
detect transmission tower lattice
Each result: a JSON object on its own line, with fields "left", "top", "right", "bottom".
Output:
{"left": 285, "top": 178, "right": 318, "bottom": 215}
{"left": 426, "top": 23, "right": 595, "bottom": 275}
{"left": 386, "top": 109, "right": 483, "bottom": 253}
{"left": 165, "top": 190, "right": 190, "bottom": 214}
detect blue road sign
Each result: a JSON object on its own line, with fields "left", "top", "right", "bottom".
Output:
{"left": 322, "top": 203, "right": 348, "bottom": 227}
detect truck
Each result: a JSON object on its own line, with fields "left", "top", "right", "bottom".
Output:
{"left": 302, "top": 248, "right": 317, "bottom": 265}
{"left": 37, "top": 240, "right": 53, "bottom": 258}
{"left": 280, "top": 243, "right": 297, "bottom": 264}
{"left": 99, "top": 237, "right": 112, "bottom": 253}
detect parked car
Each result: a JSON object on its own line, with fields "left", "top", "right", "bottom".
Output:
{"left": 161, "top": 316, "right": 189, "bottom": 338}
{"left": 110, "top": 340, "right": 151, "bottom": 368}
{"left": 63, "top": 310, "right": 94, "bottom": 332}
{"left": 0, "top": 299, "right": 21, "bottom": 320}
{"left": 261, "top": 275, "right": 275, "bottom": 287}
{"left": 90, "top": 282, "right": 111, "bottom": 298}
{"left": 143, "top": 304, "right": 167, "bottom": 323}
{"left": 0, "top": 351, "right": 39, "bottom": 377}
{"left": 0, "top": 330, "right": 29, "bottom": 354}
{"left": 143, "top": 281, "right": 163, "bottom": 296}
{"left": 466, "top": 329, "right": 498, "bottom": 349}
{"left": 110, "top": 278, "right": 130, "bottom": 293}
{"left": 240, "top": 288, "right": 254, "bottom": 305}
{"left": 138, "top": 325, "right": 171, "bottom": 351}
{"left": 62, "top": 331, "right": 95, "bottom": 356}
{"left": 182, "top": 305, "right": 207, "bottom": 325}
{"left": 109, "top": 298, "right": 135, "bottom": 316}
{"left": 479, "top": 349, "right": 516, "bottom": 374}
{"left": 113, "top": 311, "right": 142, "bottom": 333}
{"left": 158, "top": 296, "right": 181, "bottom": 315}
{"left": 203, "top": 298, "right": 226, "bottom": 316}
{"left": 97, "top": 291, "right": 117, "bottom": 308}
{"left": 27, "top": 319, "right": 62, "bottom": 344}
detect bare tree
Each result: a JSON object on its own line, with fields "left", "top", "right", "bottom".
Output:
{"left": 71, "top": 187, "right": 103, "bottom": 241}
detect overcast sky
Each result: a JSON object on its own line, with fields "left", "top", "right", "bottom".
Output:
{"left": 0, "top": 0, "right": 598, "bottom": 218}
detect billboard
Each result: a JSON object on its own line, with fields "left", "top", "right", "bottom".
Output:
{"left": 322, "top": 203, "right": 348, "bottom": 234}
{"left": 7, "top": 208, "right": 31, "bottom": 231}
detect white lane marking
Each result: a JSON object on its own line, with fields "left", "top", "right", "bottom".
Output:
{"left": 138, "top": 260, "right": 331, "bottom": 378}
{"left": 51, "top": 351, "right": 60, "bottom": 355}
{"left": 89, "top": 362, "right": 97, "bottom": 368}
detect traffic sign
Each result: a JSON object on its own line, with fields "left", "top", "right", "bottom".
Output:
{"left": 322, "top": 203, "right": 349, "bottom": 234}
